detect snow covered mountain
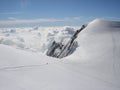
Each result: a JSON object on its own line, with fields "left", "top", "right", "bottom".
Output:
{"left": 0, "top": 19, "right": 120, "bottom": 90}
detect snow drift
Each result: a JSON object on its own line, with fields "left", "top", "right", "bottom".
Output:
{"left": 0, "top": 19, "right": 120, "bottom": 90}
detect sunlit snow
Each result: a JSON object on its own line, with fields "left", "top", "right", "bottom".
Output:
{"left": 0, "top": 19, "right": 120, "bottom": 90}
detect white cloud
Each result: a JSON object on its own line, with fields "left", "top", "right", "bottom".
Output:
{"left": 8, "top": 17, "right": 17, "bottom": 20}
{"left": 87, "top": 16, "right": 120, "bottom": 21}
{"left": 0, "top": 17, "right": 82, "bottom": 26}
{"left": 104, "top": 17, "right": 120, "bottom": 21}
{"left": 0, "top": 12, "right": 23, "bottom": 15}
{"left": 0, "top": 18, "right": 64, "bottom": 25}
{"left": 63, "top": 16, "right": 82, "bottom": 22}
{"left": 73, "top": 17, "right": 81, "bottom": 20}
{"left": 20, "top": 0, "right": 31, "bottom": 9}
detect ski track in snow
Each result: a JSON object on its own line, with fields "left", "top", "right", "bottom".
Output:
{"left": 1, "top": 60, "right": 120, "bottom": 89}
{"left": 111, "top": 30, "right": 120, "bottom": 83}
{"left": 0, "top": 64, "right": 48, "bottom": 71}
{"left": 0, "top": 59, "right": 64, "bottom": 71}
{"left": 58, "top": 62, "right": 120, "bottom": 89}
{"left": 111, "top": 31, "right": 118, "bottom": 81}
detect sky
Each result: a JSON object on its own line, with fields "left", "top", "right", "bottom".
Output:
{"left": 0, "top": 0, "right": 120, "bottom": 27}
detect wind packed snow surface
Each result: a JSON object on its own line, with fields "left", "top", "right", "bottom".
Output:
{"left": 0, "top": 19, "right": 120, "bottom": 90}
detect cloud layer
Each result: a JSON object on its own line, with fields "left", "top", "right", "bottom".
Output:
{"left": 0, "top": 17, "right": 82, "bottom": 25}
{"left": 0, "top": 18, "right": 64, "bottom": 25}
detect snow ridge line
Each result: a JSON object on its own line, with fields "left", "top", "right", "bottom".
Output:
{"left": 0, "top": 59, "right": 64, "bottom": 71}
{"left": 0, "top": 63, "right": 49, "bottom": 71}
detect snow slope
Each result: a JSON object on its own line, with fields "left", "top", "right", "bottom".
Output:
{"left": 0, "top": 19, "right": 120, "bottom": 90}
